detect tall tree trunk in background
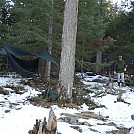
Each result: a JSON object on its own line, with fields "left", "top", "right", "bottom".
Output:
{"left": 59, "top": 0, "right": 79, "bottom": 99}
{"left": 96, "top": 0, "right": 103, "bottom": 74}
{"left": 45, "top": 0, "right": 53, "bottom": 82}
{"left": 96, "top": 51, "right": 102, "bottom": 73}
{"left": 80, "top": 43, "right": 84, "bottom": 78}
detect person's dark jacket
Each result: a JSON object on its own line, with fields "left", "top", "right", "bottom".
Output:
{"left": 114, "top": 59, "right": 126, "bottom": 73}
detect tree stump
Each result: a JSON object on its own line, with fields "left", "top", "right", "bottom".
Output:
{"left": 117, "top": 90, "right": 123, "bottom": 102}
{"left": 47, "top": 108, "right": 57, "bottom": 134}
{"left": 29, "top": 108, "right": 57, "bottom": 134}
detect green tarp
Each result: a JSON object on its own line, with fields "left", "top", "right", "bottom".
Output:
{"left": 0, "top": 44, "right": 59, "bottom": 65}
{"left": 0, "top": 44, "right": 33, "bottom": 56}
{"left": 34, "top": 51, "right": 59, "bottom": 65}
{"left": 7, "top": 52, "right": 39, "bottom": 76}
{"left": 0, "top": 44, "right": 59, "bottom": 76}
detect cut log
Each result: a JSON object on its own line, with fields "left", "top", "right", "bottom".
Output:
{"left": 38, "top": 122, "right": 43, "bottom": 134}
{"left": 29, "top": 108, "right": 57, "bottom": 134}
{"left": 47, "top": 108, "right": 57, "bottom": 134}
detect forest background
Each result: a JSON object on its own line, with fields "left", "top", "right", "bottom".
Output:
{"left": 0, "top": 0, "right": 134, "bottom": 80}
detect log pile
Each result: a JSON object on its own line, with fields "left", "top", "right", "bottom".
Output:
{"left": 29, "top": 108, "right": 57, "bottom": 134}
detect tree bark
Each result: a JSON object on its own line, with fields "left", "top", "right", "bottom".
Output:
{"left": 29, "top": 108, "right": 57, "bottom": 134}
{"left": 96, "top": 51, "right": 102, "bottom": 73}
{"left": 45, "top": 0, "right": 53, "bottom": 82}
{"left": 47, "top": 108, "right": 57, "bottom": 133}
{"left": 95, "top": 0, "right": 103, "bottom": 74}
{"left": 59, "top": 0, "right": 79, "bottom": 99}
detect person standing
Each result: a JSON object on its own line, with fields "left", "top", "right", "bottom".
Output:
{"left": 114, "top": 55, "right": 127, "bottom": 86}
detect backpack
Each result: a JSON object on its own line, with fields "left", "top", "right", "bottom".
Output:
{"left": 42, "top": 88, "right": 59, "bottom": 102}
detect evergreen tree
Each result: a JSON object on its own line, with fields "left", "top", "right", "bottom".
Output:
{"left": 105, "top": 2, "right": 134, "bottom": 74}
{"left": 0, "top": 0, "right": 52, "bottom": 52}
{"left": 0, "top": 0, "right": 14, "bottom": 45}
{"left": 76, "top": 0, "right": 110, "bottom": 73}
{"left": 0, "top": 0, "right": 64, "bottom": 79}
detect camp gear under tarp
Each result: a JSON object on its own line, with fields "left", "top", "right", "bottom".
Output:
{"left": 42, "top": 88, "right": 59, "bottom": 102}
{"left": 0, "top": 44, "right": 33, "bottom": 56}
{"left": 34, "top": 51, "right": 59, "bottom": 65}
{"left": 7, "top": 52, "right": 39, "bottom": 76}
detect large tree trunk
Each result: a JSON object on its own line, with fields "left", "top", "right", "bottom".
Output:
{"left": 59, "top": 0, "right": 79, "bottom": 99}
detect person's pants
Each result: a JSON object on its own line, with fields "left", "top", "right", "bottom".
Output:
{"left": 117, "top": 73, "right": 124, "bottom": 83}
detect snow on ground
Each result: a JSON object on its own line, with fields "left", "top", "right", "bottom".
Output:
{"left": 92, "top": 91, "right": 134, "bottom": 127}
{"left": 0, "top": 73, "right": 134, "bottom": 134}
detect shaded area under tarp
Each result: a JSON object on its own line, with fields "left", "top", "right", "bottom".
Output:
{"left": 7, "top": 52, "right": 39, "bottom": 76}
{"left": 0, "top": 44, "right": 33, "bottom": 56}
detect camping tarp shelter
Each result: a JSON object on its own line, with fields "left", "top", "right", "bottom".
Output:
{"left": 34, "top": 51, "right": 59, "bottom": 65}
{"left": 0, "top": 44, "right": 33, "bottom": 56}
{"left": 0, "top": 44, "right": 59, "bottom": 76}
{"left": 0, "top": 44, "right": 59, "bottom": 65}
{"left": 7, "top": 52, "right": 39, "bottom": 76}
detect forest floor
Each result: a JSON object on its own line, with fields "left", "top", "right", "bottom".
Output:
{"left": 0, "top": 72, "right": 134, "bottom": 134}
